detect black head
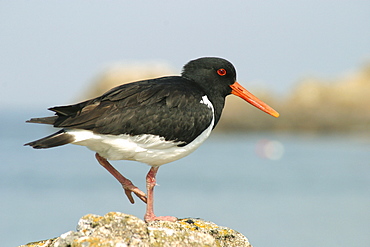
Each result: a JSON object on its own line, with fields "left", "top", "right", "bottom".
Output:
{"left": 182, "top": 57, "right": 280, "bottom": 118}
{"left": 181, "top": 57, "right": 237, "bottom": 98}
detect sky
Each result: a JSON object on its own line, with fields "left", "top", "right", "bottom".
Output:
{"left": 1, "top": 1, "right": 370, "bottom": 110}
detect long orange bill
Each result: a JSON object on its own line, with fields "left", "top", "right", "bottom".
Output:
{"left": 230, "top": 81, "right": 280, "bottom": 118}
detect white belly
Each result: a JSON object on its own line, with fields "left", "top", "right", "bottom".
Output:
{"left": 68, "top": 95, "right": 215, "bottom": 166}
{"left": 69, "top": 121, "right": 213, "bottom": 166}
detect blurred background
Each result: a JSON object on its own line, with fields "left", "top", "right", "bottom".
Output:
{"left": 1, "top": 1, "right": 369, "bottom": 246}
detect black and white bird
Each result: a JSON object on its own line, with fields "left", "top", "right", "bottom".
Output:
{"left": 25, "top": 57, "right": 279, "bottom": 222}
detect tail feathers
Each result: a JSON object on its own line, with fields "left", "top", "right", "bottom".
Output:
{"left": 24, "top": 130, "right": 75, "bottom": 149}
{"left": 26, "top": 116, "right": 58, "bottom": 125}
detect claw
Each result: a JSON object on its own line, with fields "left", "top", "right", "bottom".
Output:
{"left": 124, "top": 189, "right": 135, "bottom": 204}
{"left": 124, "top": 187, "right": 147, "bottom": 204}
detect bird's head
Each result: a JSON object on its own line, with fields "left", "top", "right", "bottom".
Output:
{"left": 182, "top": 57, "right": 279, "bottom": 118}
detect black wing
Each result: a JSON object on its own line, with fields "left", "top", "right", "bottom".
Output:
{"left": 47, "top": 76, "right": 214, "bottom": 145}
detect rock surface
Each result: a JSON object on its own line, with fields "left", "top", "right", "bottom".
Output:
{"left": 19, "top": 212, "right": 252, "bottom": 247}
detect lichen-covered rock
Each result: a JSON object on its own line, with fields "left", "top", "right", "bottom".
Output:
{"left": 19, "top": 212, "right": 252, "bottom": 247}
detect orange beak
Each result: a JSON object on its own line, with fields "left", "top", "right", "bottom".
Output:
{"left": 230, "top": 82, "right": 280, "bottom": 118}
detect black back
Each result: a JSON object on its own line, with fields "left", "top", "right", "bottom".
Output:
{"left": 50, "top": 77, "right": 214, "bottom": 145}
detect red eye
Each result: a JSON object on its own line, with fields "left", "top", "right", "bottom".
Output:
{"left": 217, "top": 68, "right": 227, "bottom": 76}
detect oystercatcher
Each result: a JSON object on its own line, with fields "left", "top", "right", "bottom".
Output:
{"left": 25, "top": 57, "right": 279, "bottom": 222}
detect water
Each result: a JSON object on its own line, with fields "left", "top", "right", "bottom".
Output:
{"left": 1, "top": 111, "right": 369, "bottom": 247}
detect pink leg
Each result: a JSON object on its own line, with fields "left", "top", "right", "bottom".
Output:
{"left": 95, "top": 153, "right": 147, "bottom": 204}
{"left": 144, "top": 166, "right": 177, "bottom": 222}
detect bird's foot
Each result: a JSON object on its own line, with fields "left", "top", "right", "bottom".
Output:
{"left": 123, "top": 185, "right": 147, "bottom": 204}
{"left": 95, "top": 153, "right": 147, "bottom": 204}
{"left": 143, "top": 166, "right": 177, "bottom": 222}
{"left": 144, "top": 213, "right": 178, "bottom": 222}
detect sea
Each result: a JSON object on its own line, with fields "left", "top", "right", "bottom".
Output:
{"left": 1, "top": 110, "right": 369, "bottom": 247}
